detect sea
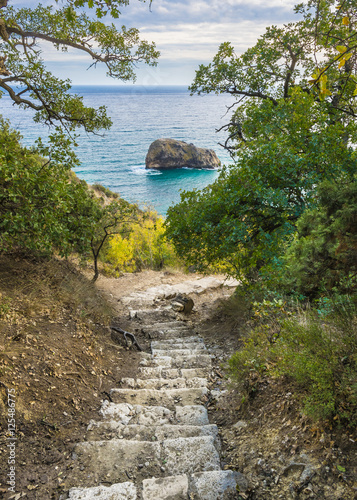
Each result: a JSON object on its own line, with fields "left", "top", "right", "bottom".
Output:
{"left": 0, "top": 85, "right": 234, "bottom": 215}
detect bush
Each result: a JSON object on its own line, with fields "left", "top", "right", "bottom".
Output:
{"left": 0, "top": 118, "right": 101, "bottom": 258}
{"left": 92, "top": 183, "right": 119, "bottom": 199}
{"left": 284, "top": 179, "right": 357, "bottom": 299}
{"left": 103, "top": 212, "right": 181, "bottom": 273}
{"left": 228, "top": 300, "right": 357, "bottom": 426}
{"left": 273, "top": 312, "right": 357, "bottom": 424}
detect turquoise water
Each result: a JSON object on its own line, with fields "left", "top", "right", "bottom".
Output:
{"left": 1, "top": 85, "right": 233, "bottom": 214}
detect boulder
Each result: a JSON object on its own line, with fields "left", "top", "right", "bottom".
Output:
{"left": 171, "top": 294, "right": 194, "bottom": 314}
{"left": 145, "top": 138, "right": 221, "bottom": 170}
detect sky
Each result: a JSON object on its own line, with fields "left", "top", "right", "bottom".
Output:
{"left": 13, "top": 0, "right": 300, "bottom": 86}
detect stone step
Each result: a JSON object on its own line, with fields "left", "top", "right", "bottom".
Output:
{"left": 68, "top": 482, "right": 137, "bottom": 500}
{"left": 151, "top": 341, "right": 206, "bottom": 351}
{"left": 72, "top": 436, "right": 220, "bottom": 486}
{"left": 120, "top": 377, "right": 208, "bottom": 390}
{"left": 143, "top": 329, "right": 197, "bottom": 340}
{"left": 151, "top": 336, "right": 205, "bottom": 346}
{"left": 68, "top": 469, "right": 247, "bottom": 500}
{"left": 137, "top": 367, "right": 211, "bottom": 379}
{"left": 144, "top": 321, "right": 190, "bottom": 330}
{"left": 188, "top": 470, "right": 248, "bottom": 499}
{"left": 152, "top": 348, "right": 206, "bottom": 357}
{"left": 99, "top": 402, "right": 210, "bottom": 426}
{"left": 86, "top": 421, "right": 220, "bottom": 449}
{"left": 128, "top": 308, "right": 177, "bottom": 321}
{"left": 140, "top": 353, "right": 212, "bottom": 369}
{"left": 110, "top": 387, "right": 208, "bottom": 407}
{"left": 143, "top": 470, "right": 248, "bottom": 500}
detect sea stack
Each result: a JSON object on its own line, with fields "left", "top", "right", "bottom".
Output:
{"left": 145, "top": 138, "right": 221, "bottom": 170}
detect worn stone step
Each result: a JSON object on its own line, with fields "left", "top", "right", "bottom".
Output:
{"left": 161, "top": 436, "right": 220, "bottom": 475}
{"left": 143, "top": 329, "right": 197, "bottom": 340}
{"left": 137, "top": 366, "right": 211, "bottom": 379}
{"left": 86, "top": 421, "right": 220, "bottom": 448}
{"left": 110, "top": 387, "right": 208, "bottom": 407}
{"left": 68, "top": 482, "right": 136, "bottom": 500}
{"left": 99, "top": 402, "right": 210, "bottom": 426}
{"left": 189, "top": 470, "right": 248, "bottom": 499}
{"left": 120, "top": 377, "right": 208, "bottom": 390}
{"left": 142, "top": 470, "right": 248, "bottom": 500}
{"left": 151, "top": 341, "right": 206, "bottom": 351}
{"left": 151, "top": 336, "right": 204, "bottom": 345}
{"left": 67, "top": 468, "right": 247, "bottom": 500}
{"left": 144, "top": 321, "right": 190, "bottom": 330}
{"left": 152, "top": 348, "right": 207, "bottom": 357}
{"left": 72, "top": 436, "right": 220, "bottom": 486}
{"left": 128, "top": 307, "right": 176, "bottom": 321}
{"left": 142, "top": 474, "right": 188, "bottom": 500}
{"left": 140, "top": 353, "right": 212, "bottom": 369}
{"left": 72, "top": 439, "right": 162, "bottom": 486}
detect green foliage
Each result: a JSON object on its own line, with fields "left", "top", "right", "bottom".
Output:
{"left": 0, "top": 0, "right": 160, "bottom": 279}
{"left": 63, "top": 0, "right": 149, "bottom": 20}
{"left": 166, "top": 1, "right": 357, "bottom": 282}
{"left": 104, "top": 212, "right": 180, "bottom": 273}
{"left": 273, "top": 312, "right": 357, "bottom": 424}
{"left": 92, "top": 183, "right": 119, "bottom": 199}
{"left": 284, "top": 179, "right": 357, "bottom": 299}
{"left": 0, "top": 118, "right": 100, "bottom": 257}
{"left": 229, "top": 303, "right": 357, "bottom": 425}
{"left": 0, "top": 2, "right": 159, "bottom": 133}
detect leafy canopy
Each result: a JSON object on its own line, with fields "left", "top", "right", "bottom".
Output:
{"left": 165, "top": 0, "right": 357, "bottom": 281}
{"left": 0, "top": 117, "right": 101, "bottom": 257}
{"left": 0, "top": 0, "right": 160, "bottom": 277}
{"left": 0, "top": 0, "right": 159, "bottom": 134}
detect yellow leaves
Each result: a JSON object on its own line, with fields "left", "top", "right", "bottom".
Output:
{"left": 335, "top": 46, "right": 352, "bottom": 69}
{"left": 342, "top": 16, "right": 349, "bottom": 26}
{"left": 319, "top": 74, "right": 332, "bottom": 99}
{"left": 105, "top": 214, "right": 178, "bottom": 272}
{"left": 309, "top": 67, "right": 331, "bottom": 99}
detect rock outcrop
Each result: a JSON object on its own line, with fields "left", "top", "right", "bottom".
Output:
{"left": 145, "top": 138, "right": 221, "bottom": 170}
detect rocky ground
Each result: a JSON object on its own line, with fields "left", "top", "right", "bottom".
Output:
{"left": 0, "top": 259, "right": 356, "bottom": 499}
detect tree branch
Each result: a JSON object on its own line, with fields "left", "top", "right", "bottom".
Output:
{"left": 5, "top": 26, "right": 134, "bottom": 67}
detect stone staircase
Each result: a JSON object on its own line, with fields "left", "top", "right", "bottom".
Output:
{"left": 66, "top": 316, "right": 247, "bottom": 499}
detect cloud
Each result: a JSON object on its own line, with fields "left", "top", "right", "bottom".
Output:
{"left": 140, "top": 20, "right": 272, "bottom": 61}
{"left": 121, "top": 0, "right": 298, "bottom": 26}
{"left": 9, "top": 0, "right": 300, "bottom": 84}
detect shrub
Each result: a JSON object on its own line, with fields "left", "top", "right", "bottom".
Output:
{"left": 273, "top": 312, "right": 357, "bottom": 424}
{"left": 284, "top": 179, "right": 357, "bottom": 299}
{"left": 92, "top": 183, "right": 119, "bottom": 199}
{"left": 0, "top": 118, "right": 100, "bottom": 258}
{"left": 228, "top": 300, "right": 357, "bottom": 426}
{"left": 103, "top": 212, "right": 180, "bottom": 273}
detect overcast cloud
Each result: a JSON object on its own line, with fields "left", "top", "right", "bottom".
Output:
{"left": 13, "top": 0, "right": 300, "bottom": 85}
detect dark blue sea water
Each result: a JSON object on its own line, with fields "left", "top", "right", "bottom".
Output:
{"left": 1, "top": 85, "right": 233, "bottom": 214}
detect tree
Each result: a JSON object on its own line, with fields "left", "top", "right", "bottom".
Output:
{"left": 284, "top": 179, "right": 357, "bottom": 299}
{"left": 165, "top": 0, "right": 357, "bottom": 282}
{"left": 0, "top": 0, "right": 159, "bottom": 272}
{"left": 90, "top": 197, "right": 137, "bottom": 281}
{"left": 0, "top": 0, "right": 158, "bottom": 135}
{"left": 0, "top": 117, "right": 100, "bottom": 257}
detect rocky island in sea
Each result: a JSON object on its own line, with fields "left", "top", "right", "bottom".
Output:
{"left": 145, "top": 138, "right": 221, "bottom": 170}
